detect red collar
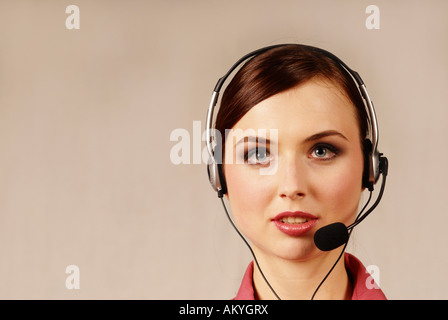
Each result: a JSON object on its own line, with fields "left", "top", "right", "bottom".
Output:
{"left": 234, "top": 253, "right": 386, "bottom": 300}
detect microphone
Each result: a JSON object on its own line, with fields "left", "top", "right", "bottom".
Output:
{"left": 314, "top": 222, "right": 349, "bottom": 252}
{"left": 313, "top": 157, "right": 388, "bottom": 252}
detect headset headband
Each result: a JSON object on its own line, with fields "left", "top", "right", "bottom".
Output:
{"left": 206, "top": 44, "right": 381, "bottom": 192}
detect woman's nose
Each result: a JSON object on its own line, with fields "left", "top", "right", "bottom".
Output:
{"left": 278, "top": 157, "right": 308, "bottom": 200}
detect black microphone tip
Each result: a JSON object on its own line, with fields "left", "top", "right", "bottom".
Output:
{"left": 314, "top": 222, "right": 349, "bottom": 251}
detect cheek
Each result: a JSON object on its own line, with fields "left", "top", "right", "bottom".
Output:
{"left": 225, "top": 164, "right": 272, "bottom": 203}
{"left": 224, "top": 163, "right": 274, "bottom": 227}
{"left": 315, "top": 154, "right": 364, "bottom": 221}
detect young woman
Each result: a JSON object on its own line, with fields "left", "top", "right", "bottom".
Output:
{"left": 208, "top": 44, "right": 387, "bottom": 300}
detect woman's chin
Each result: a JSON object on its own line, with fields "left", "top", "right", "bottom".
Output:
{"left": 255, "top": 238, "right": 319, "bottom": 262}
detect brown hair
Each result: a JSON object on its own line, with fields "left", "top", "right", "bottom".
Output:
{"left": 215, "top": 44, "right": 368, "bottom": 150}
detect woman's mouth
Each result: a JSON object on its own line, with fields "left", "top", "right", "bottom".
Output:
{"left": 279, "top": 216, "right": 312, "bottom": 224}
{"left": 272, "top": 211, "right": 318, "bottom": 237}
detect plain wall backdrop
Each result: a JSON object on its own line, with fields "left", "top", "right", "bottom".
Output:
{"left": 0, "top": 0, "right": 447, "bottom": 299}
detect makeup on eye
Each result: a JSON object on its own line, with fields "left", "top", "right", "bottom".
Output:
{"left": 308, "top": 143, "right": 341, "bottom": 161}
{"left": 239, "top": 142, "right": 340, "bottom": 165}
{"left": 304, "top": 130, "right": 346, "bottom": 162}
{"left": 234, "top": 131, "right": 346, "bottom": 165}
{"left": 244, "top": 146, "right": 272, "bottom": 166}
{"left": 234, "top": 136, "right": 274, "bottom": 166}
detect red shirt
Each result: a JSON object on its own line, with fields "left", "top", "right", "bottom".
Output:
{"left": 233, "top": 253, "right": 387, "bottom": 300}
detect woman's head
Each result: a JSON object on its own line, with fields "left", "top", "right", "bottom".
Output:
{"left": 215, "top": 44, "right": 369, "bottom": 261}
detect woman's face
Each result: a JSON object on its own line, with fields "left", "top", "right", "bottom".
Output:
{"left": 223, "top": 78, "right": 365, "bottom": 261}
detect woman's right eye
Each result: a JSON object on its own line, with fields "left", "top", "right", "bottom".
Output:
{"left": 245, "top": 147, "right": 272, "bottom": 165}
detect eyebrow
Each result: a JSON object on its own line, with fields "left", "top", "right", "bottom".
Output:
{"left": 304, "top": 130, "right": 349, "bottom": 143}
{"left": 234, "top": 130, "right": 348, "bottom": 147}
{"left": 235, "top": 136, "right": 271, "bottom": 146}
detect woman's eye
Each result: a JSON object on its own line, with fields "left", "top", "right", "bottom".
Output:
{"left": 310, "top": 144, "right": 338, "bottom": 160}
{"left": 246, "top": 147, "right": 271, "bottom": 165}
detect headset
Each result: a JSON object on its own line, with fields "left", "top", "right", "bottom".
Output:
{"left": 205, "top": 44, "right": 388, "bottom": 299}
{"left": 206, "top": 44, "right": 383, "bottom": 198}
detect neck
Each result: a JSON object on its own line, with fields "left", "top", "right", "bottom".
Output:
{"left": 252, "top": 248, "right": 352, "bottom": 300}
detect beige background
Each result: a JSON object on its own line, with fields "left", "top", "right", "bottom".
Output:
{"left": 0, "top": 0, "right": 447, "bottom": 299}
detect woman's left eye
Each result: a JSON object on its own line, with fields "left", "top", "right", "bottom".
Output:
{"left": 310, "top": 144, "right": 338, "bottom": 160}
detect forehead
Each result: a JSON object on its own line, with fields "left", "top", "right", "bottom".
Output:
{"left": 228, "top": 78, "right": 360, "bottom": 142}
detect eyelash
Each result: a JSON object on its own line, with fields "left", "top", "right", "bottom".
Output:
{"left": 309, "top": 143, "right": 340, "bottom": 161}
{"left": 244, "top": 147, "right": 272, "bottom": 166}
{"left": 242, "top": 143, "right": 340, "bottom": 165}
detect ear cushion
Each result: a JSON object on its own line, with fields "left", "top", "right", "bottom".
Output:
{"left": 214, "top": 144, "right": 227, "bottom": 196}
{"left": 207, "top": 142, "right": 227, "bottom": 197}
{"left": 216, "top": 162, "right": 227, "bottom": 196}
{"left": 207, "top": 157, "right": 217, "bottom": 190}
{"left": 362, "top": 139, "right": 374, "bottom": 190}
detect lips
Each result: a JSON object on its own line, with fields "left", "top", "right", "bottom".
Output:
{"left": 272, "top": 211, "right": 318, "bottom": 237}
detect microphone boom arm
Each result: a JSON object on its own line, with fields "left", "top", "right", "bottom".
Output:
{"left": 348, "top": 156, "right": 388, "bottom": 231}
